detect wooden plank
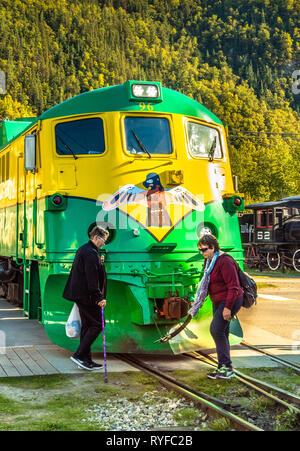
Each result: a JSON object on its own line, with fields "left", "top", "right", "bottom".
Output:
{"left": 25, "top": 347, "right": 58, "bottom": 375}
{"left": 5, "top": 348, "right": 33, "bottom": 377}
{"left": 13, "top": 347, "right": 47, "bottom": 376}
{"left": 36, "top": 345, "right": 78, "bottom": 374}
{"left": 0, "top": 353, "right": 20, "bottom": 377}
{"left": 0, "top": 361, "right": 8, "bottom": 377}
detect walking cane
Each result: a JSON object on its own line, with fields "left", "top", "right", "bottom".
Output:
{"left": 101, "top": 306, "right": 108, "bottom": 383}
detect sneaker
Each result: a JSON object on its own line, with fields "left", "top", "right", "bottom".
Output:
{"left": 207, "top": 365, "right": 235, "bottom": 380}
{"left": 216, "top": 365, "right": 235, "bottom": 379}
{"left": 70, "top": 356, "right": 84, "bottom": 365}
{"left": 89, "top": 361, "right": 104, "bottom": 370}
{"left": 71, "top": 356, "right": 95, "bottom": 371}
{"left": 206, "top": 369, "right": 220, "bottom": 379}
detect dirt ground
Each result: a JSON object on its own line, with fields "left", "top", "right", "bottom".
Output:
{"left": 237, "top": 276, "right": 300, "bottom": 341}
{"left": 254, "top": 276, "right": 300, "bottom": 292}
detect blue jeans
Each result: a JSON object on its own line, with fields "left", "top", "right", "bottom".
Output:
{"left": 210, "top": 297, "right": 243, "bottom": 370}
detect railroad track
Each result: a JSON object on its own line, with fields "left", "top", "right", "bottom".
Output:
{"left": 241, "top": 341, "right": 300, "bottom": 374}
{"left": 115, "top": 353, "right": 263, "bottom": 431}
{"left": 186, "top": 351, "right": 300, "bottom": 411}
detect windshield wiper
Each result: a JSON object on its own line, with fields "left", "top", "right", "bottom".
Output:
{"left": 56, "top": 135, "right": 78, "bottom": 160}
{"left": 131, "top": 129, "right": 151, "bottom": 158}
{"left": 208, "top": 136, "right": 217, "bottom": 162}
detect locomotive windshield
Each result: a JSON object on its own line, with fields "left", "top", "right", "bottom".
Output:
{"left": 124, "top": 117, "right": 172, "bottom": 155}
{"left": 55, "top": 118, "right": 105, "bottom": 156}
{"left": 187, "top": 122, "right": 222, "bottom": 159}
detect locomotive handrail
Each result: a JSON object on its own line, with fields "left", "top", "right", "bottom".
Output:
{"left": 15, "top": 153, "right": 25, "bottom": 266}
{"left": 33, "top": 184, "right": 44, "bottom": 248}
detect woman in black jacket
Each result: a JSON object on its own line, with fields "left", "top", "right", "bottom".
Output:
{"left": 63, "top": 226, "right": 109, "bottom": 371}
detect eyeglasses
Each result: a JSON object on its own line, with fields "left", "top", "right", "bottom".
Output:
{"left": 198, "top": 247, "right": 209, "bottom": 253}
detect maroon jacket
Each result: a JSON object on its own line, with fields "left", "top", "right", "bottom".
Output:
{"left": 208, "top": 254, "right": 243, "bottom": 310}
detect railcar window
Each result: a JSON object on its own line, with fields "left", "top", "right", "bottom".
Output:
{"left": 55, "top": 118, "right": 105, "bottom": 156}
{"left": 124, "top": 117, "right": 172, "bottom": 155}
{"left": 283, "top": 208, "right": 292, "bottom": 217}
{"left": 187, "top": 122, "right": 222, "bottom": 159}
{"left": 257, "top": 209, "right": 273, "bottom": 227}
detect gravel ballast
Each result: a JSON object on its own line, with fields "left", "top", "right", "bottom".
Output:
{"left": 84, "top": 390, "right": 200, "bottom": 431}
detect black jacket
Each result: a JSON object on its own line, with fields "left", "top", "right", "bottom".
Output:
{"left": 63, "top": 241, "right": 107, "bottom": 306}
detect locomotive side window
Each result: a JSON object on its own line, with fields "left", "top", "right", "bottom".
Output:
{"left": 186, "top": 122, "right": 222, "bottom": 159}
{"left": 283, "top": 208, "right": 292, "bottom": 217}
{"left": 0, "top": 153, "right": 9, "bottom": 183}
{"left": 55, "top": 118, "right": 105, "bottom": 156}
{"left": 124, "top": 117, "right": 172, "bottom": 155}
{"left": 256, "top": 209, "right": 273, "bottom": 228}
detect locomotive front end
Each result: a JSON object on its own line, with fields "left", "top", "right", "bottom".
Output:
{"left": 19, "top": 81, "right": 244, "bottom": 354}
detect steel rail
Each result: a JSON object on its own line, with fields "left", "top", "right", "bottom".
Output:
{"left": 241, "top": 341, "right": 300, "bottom": 373}
{"left": 114, "top": 353, "right": 263, "bottom": 432}
{"left": 187, "top": 351, "right": 300, "bottom": 412}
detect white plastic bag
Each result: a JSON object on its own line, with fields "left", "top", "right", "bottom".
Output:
{"left": 65, "top": 303, "right": 81, "bottom": 338}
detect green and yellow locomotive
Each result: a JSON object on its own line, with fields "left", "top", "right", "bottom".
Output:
{"left": 0, "top": 81, "right": 244, "bottom": 354}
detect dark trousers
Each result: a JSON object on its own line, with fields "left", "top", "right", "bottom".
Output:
{"left": 210, "top": 297, "right": 243, "bottom": 370}
{"left": 74, "top": 303, "right": 102, "bottom": 362}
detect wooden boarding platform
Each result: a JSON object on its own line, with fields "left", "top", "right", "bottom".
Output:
{"left": 0, "top": 344, "right": 137, "bottom": 378}
{"left": 0, "top": 346, "right": 66, "bottom": 377}
{"left": 0, "top": 298, "right": 299, "bottom": 378}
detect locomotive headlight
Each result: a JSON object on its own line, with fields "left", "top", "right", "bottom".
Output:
{"left": 132, "top": 85, "right": 144, "bottom": 97}
{"left": 126, "top": 81, "right": 163, "bottom": 102}
{"left": 132, "top": 83, "right": 160, "bottom": 98}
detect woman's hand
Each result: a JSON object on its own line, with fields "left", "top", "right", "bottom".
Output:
{"left": 223, "top": 307, "right": 231, "bottom": 321}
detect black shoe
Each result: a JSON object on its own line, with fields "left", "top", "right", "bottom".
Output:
{"left": 89, "top": 361, "right": 104, "bottom": 370}
{"left": 71, "top": 355, "right": 103, "bottom": 371}
{"left": 71, "top": 356, "right": 95, "bottom": 371}
{"left": 70, "top": 356, "right": 84, "bottom": 365}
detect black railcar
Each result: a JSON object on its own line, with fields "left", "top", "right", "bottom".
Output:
{"left": 239, "top": 196, "right": 300, "bottom": 272}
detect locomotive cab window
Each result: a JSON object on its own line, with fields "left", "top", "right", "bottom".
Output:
{"left": 186, "top": 122, "right": 222, "bottom": 159}
{"left": 55, "top": 118, "right": 105, "bottom": 156}
{"left": 256, "top": 209, "right": 273, "bottom": 228}
{"left": 124, "top": 117, "right": 172, "bottom": 156}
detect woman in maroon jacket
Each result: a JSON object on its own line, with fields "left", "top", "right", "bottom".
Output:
{"left": 198, "top": 234, "right": 243, "bottom": 379}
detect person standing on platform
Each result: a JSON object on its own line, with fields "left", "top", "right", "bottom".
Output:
{"left": 63, "top": 226, "right": 109, "bottom": 371}
{"left": 195, "top": 234, "right": 243, "bottom": 379}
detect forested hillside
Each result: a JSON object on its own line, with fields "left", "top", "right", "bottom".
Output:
{"left": 0, "top": 0, "right": 299, "bottom": 201}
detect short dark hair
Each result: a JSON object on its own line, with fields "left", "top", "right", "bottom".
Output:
{"left": 89, "top": 226, "right": 109, "bottom": 240}
{"left": 198, "top": 234, "right": 220, "bottom": 251}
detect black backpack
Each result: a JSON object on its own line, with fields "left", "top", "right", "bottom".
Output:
{"left": 227, "top": 255, "right": 258, "bottom": 308}
{"left": 237, "top": 267, "right": 258, "bottom": 308}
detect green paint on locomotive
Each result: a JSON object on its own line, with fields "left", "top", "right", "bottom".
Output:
{"left": 36, "top": 196, "right": 243, "bottom": 353}
{"left": 40, "top": 81, "right": 222, "bottom": 124}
